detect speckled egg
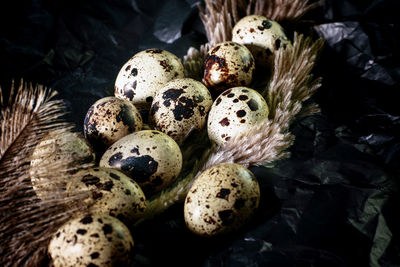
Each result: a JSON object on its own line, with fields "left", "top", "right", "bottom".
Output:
{"left": 83, "top": 96, "right": 142, "bottom": 151}
{"left": 66, "top": 167, "right": 146, "bottom": 225}
{"left": 184, "top": 163, "right": 260, "bottom": 236}
{"left": 99, "top": 130, "right": 182, "bottom": 194}
{"left": 207, "top": 87, "right": 269, "bottom": 145}
{"left": 203, "top": 41, "right": 255, "bottom": 95}
{"left": 232, "top": 15, "right": 291, "bottom": 69}
{"left": 150, "top": 78, "right": 213, "bottom": 144}
{"left": 48, "top": 213, "right": 134, "bottom": 267}
{"left": 114, "top": 48, "right": 185, "bottom": 110}
{"left": 30, "top": 131, "right": 95, "bottom": 200}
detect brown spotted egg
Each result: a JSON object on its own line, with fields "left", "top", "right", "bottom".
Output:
{"left": 184, "top": 163, "right": 260, "bottom": 236}
{"left": 83, "top": 96, "right": 142, "bottom": 151}
{"left": 114, "top": 49, "right": 185, "bottom": 110}
{"left": 29, "top": 131, "right": 95, "bottom": 200}
{"left": 48, "top": 213, "right": 134, "bottom": 267}
{"left": 232, "top": 15, "right": 291, "bottom": 69}
{"left": 207, "top": 87, "right": 269, "bottom": 145}
{"left": 203, "top": 41, "right": 255, "bottom": 95}
{"left": 150, "top": 78, "right": 213, "bottom": 144}
{"left": 99, "top": 130, "right": 182, "bottom": 194}
{"left": 66, "top": 167, "right": 146, "bottom": 225}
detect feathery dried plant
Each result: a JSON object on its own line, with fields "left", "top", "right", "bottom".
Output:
{"left": 0, "top": 81, "right": 92, "bottom": 267}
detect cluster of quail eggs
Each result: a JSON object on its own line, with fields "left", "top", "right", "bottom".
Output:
{"left": 28, "top": 14, "right": 291, "bottom": 266}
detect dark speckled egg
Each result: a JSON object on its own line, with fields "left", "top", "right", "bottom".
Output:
{"left": 114, "top": 49, "right": 185, "bottom": 110}
{"left": 99, "top": 130, "right": 182, "bottom": 194}
{"left": 48, "top": 213, "right": 134, "bottom": 267}
{"left": 203, "top": 41, "right": 255, "bottom": 95}
{"left": 207, "top": 87, "right": 269, "bottom": 146}
{"left": 184, "top": 163, "right": 260, "bottom": 236}
{"left": 83, "top": 97, "right": 142, "bottom": 151}
{"left": 150, "top": 78, "right": 213, "bottom": 144}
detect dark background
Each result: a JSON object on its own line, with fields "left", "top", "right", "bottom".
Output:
{"left": 1, "top": 0, "right": 399, "bottom": 266}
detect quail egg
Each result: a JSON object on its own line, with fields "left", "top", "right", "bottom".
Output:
{"left": 232, "top": 15, "right": 291, "bottom": 69}
{"left": 150, "top": 78, "right": 213, "bottom": 144}
{"left": 99, "top": 130, "right": 182, "bottom": 194}
{"left": 114, "top": 48, "right": 185, "bottom": 110}
{"left": 66, "top": 167, "right": 146, "bottom": 225}
{"left": 184, "top": 163, "right": 260, "bottom": 236}
{"left": 48, "top": 213, "right": 134, "bottom": 267}
{"left": 207, "top": 87, "right": 269, "bottom": 145}
{"left": 203, "top": 41, "right": 255, "bottom": 95}
{"left": 30, "top": 131, "right": 95, "bottom": 200}
{"left": 83, "top": 96, "right": 142, "bottom": 151}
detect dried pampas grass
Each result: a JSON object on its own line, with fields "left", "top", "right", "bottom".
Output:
{"left": 0, "top": 81, "right": 92, "bottom": 267}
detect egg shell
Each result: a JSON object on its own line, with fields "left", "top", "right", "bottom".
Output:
{"left": 232, "top": 15, "right": 291, "bottom": 69}
{"left": 114, "top": 48, "right": 185, "bottom": 109}
{"left": 66, "top": 167, "right": 146, "bottom": 226}
{"left": 83, "top": 96, "right": 142, "bottom": 151}
{"left": 184, "top": 163, "right": 260, "bottom": 236}
{"left": 203, "top": 41, "right": 255, "bottom": 95}
{"left": 48, "top": 213, "right": 134, "bottom": 267}
{"left": 150, "top": 78, "right": 213, "bottom": 144}
{"left": 207, "top": 87, "right": 269, "bottom": 145}
{"left": 99, "top": 130, "right": 182, "bottom": 194}
{"left": 29, "top": 131, "right": 95, "bottom": 200}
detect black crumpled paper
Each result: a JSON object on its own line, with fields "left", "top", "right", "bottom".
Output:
{"left": 0, "top": 0, "right": 399, "bottom": 266}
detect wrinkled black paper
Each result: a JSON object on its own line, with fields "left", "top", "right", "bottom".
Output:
{"left": 0, "top": 0, "right": 399, "bottom": 266}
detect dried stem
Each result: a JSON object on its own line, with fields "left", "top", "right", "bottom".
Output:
{"left": 0, "top": 81, "right": 92, "bottom": 266}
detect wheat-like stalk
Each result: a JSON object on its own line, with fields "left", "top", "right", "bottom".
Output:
{"left": 0, "top": 81, "right": 92, "bottom": 267}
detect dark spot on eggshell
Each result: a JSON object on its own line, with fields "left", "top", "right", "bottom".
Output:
{"left": 215, "top": 98, "right": 222, "bottom": 105}
{"left": 123, "top": 84, "right": 135, "bottom": 101}
{"left": 194, "top": 95, "right": 204, "bottom": 103}
{"left": 172, "top": 96, "right": 195, "bottom": 121}
{"left": 222, "top": 89, "right": 232, "bottom": 96}
{"left": 108, "top": 152, "right": 123, "bottom": 166}
{"left": 90, "top": 233, "right": 99, "bottom": 238}
{"left": 186, "top": 197, "right": 191, "bottom": 203}
{"left": 262, "top": 20, "right": 272, "bottom": 29}
{"left": 233, "top": 99, "right": 239, "bottom": 103}
{"left": 236, "top": 29, "right": 241, "bottom": 34}
{"left": 90, "top": 252, "right": 100, "bottom": 259}
{"left": 218, "top": 209, "right": 235, "bottom": 226}
{"left": 55, "top": 232, "right": 60, "bottom": 238}
{"left": 239, "top": 95, "right": 248, "bottom": 101}
{"left": 159, "top": 60, "right": 173, "bottom": 72}
{"left": 152, "top": 131, "right": 160, "bottom": 135}
{"left": 198, "top": 105, "right": 206, "bottom": 116}
{"left": 131, "top": 68, "right": 137, "bottom": 76}
{"left": 211, "top": 45, "right": 221, "bottom": 54}
{"left": 116, "top": 104, "right": 136, "bottom": 131}
{"left": 203, "top": 55, "right": 228, "bottom": 89}
{"left": 82, "top": 175, "right": 100, "bottom": 186}
{"left": 125, "top": 65, "right": 131, "bottom": 72}
{"left": 234, "top": 198, "right": 246, "bottom": 209}
{"left": 146, "top": 96, "right": 153, "bottom": 103}
{"left": 102, "top": 224, "right": 113, "bottom": 235}
{"left": 219, "top": 117, "right": 230, "bottom": 126}
{"left": 250, "top": 28, "right": 255, "bottom": 33}
{"left": 118, "top": 155, "right": 158, "bottom": 183}
{"left": 240, "top": 119, "right": 246, "bottom": 123}
{"left": 247, "top": 99, "right": 259, "bottom": 111}
{"left": 92, "top": 191, "right": 103, "bottom": 200}
{"left": 275, "top": 39, "right": 281, "bottom": 49}
{"left": 77, "top": 229, "right": 87, "bottom": 235}
{"left": 163, "top": 88, "right": 184, "bottom": 107}
{"left": 216, "top": 188, "right": 231, "bottom": 200}
{"left": 80, "top": 216, "right": 93, "bottom": 224}
{"left": 95, "top": 180, "right": 114, "bottom": 191}
{"left": 227, "top": 93, "right": 235, "bottom": 98}
{"left": 125, "top": 189, "right": 131, "bottom": 195}
{"left": 130, "top": 147, "right": 140, "bottom": 155}
{"left": 204, "top": 216, "right": 217, "bottom": 225}
{"left": 150, "top": 102, "right": 160, "bottom": 116}
{"left": 109, "top": 172, "right": 120, "bottom": 180}
{"left": 237, "top": 110, "right": 246, "bottom": 117}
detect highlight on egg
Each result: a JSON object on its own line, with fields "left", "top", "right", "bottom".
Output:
{"left": 184, "top": 163, "right": 260, "bottom": 236}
